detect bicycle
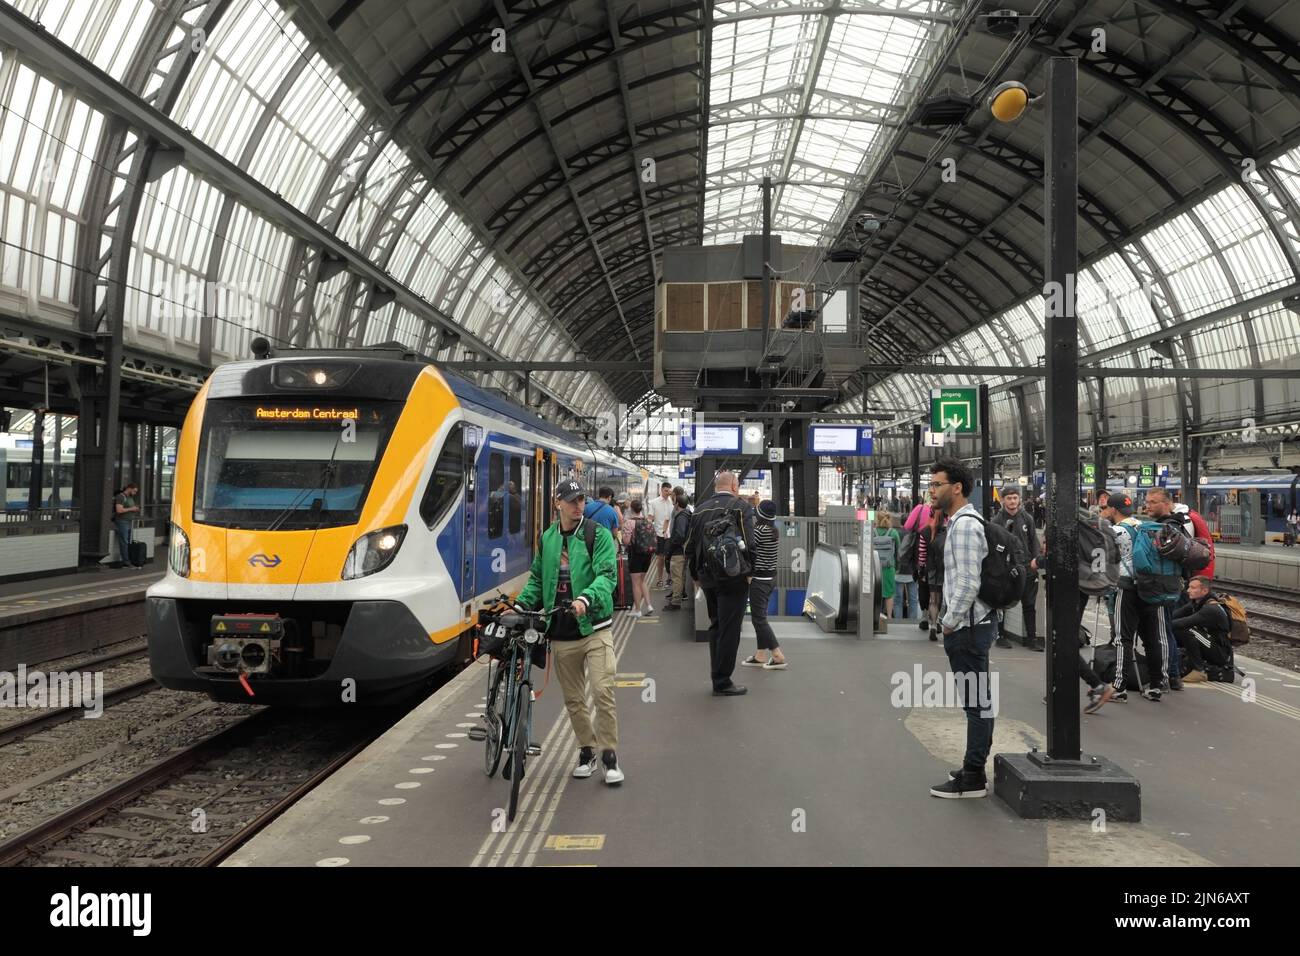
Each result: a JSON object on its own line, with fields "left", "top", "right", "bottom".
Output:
{"left": 468, "top": 595, "right": 572, "bottom": 823}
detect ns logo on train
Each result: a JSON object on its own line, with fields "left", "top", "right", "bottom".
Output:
{"left": 247, "top": 554, "right": 282, "bottom": 568}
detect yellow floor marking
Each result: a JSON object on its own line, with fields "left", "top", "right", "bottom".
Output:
{"left": 615, "top": 673, "right": 645, "bottom": 680}
{"left": 544, "top": 834, "right": 605, "bottom": 851}
{"left": 614, "top": 681, "right": 646, "bottom": 688}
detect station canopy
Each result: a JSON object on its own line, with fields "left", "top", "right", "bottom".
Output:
{"left": 0, "top": 0, "right": 1298, "bottom": 444}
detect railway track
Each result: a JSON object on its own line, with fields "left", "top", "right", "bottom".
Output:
{"left": 0, "top": 675, "right": 160, "bottom": 747}
{"left": 0, "top": 707, "right": 391, "bottom": 868}
{"left": 1249, "top": 624, "right": 1300, "bottom": 648}
{"left": 1216, "top": 580, "right": 1300, "bottom": 609}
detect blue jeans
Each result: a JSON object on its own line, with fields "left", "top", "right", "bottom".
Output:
{"left": 893, "top": 578, "right": 920, "bottom": 619}
{"left": 942, "top": 620, "right": 997, "bottom": 773}
{"left": 115, "top": 520, "right": 133, "bottom": 564}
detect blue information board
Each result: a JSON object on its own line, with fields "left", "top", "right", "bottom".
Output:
{"left": 808, "top": 424, "right": 873, "bottom": 456}
{"left": 679, "top": 423, "right": 741, "bottom": 455}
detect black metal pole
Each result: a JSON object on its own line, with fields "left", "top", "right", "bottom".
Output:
{"left": 979, "top": 384, "right": 992, "bottom": 518}
{"left": 28, "top": 408, "right": 45, "bottom": 512}
{"left": 1045, "top": 57, "right": 1081, "bottom": 762}
{"left": 761, "top": 175, "right": 772, "bottom": 357}
{"left": 911, "top": 423, "right": 921, "bottom": 508}
{"left": 1179, "top": 418, "right": 1191, "bottom": 504}
{"left": 51, "top": 413, "right": 62, "bottom": 510}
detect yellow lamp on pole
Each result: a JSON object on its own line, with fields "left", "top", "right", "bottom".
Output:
{"left": 988, "top": 80, "right": 1040, "bottom": 123}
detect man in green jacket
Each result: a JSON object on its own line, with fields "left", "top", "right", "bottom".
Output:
{"left": 516, "top": 479, "right": 624, "bottom": 784}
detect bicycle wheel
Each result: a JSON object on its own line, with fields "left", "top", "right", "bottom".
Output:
{"left": 483, "top": 660, "right": 507, "bottom": 777}
{"left": 507, "top": 683, "right": 531, "bottom": 822}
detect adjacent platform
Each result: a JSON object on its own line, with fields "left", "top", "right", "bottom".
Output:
{"left": 1213, "top": 543, "right": 1300, "bottom": 591}
{"left": 228, "top": 603, "right": 1300, "bottom": 867}
{"left": 0, "top": 566, "right": 162, "bottom": 668}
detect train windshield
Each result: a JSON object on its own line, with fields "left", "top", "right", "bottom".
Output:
{"left": 193, "top": 400, "right": 402, "bottom": 530}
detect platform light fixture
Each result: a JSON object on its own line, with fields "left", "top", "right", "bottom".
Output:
{"left": 987, "top": 81, "right": 1042, "bottom": 123}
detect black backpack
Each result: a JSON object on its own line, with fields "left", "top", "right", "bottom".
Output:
{"left": 703, "top": 507, "right": 750, "bottom": 580}
{"left": 950, "top": 513, "right": 1031, "bottom": 613}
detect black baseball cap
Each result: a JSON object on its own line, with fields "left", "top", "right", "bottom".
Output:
{"left": 554, "top": 479, "right": 585, "bottom": 502}
{"left": 1109, "top": 493, "right": 1134, "bottom": 517}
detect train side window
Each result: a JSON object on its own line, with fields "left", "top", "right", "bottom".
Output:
{"left": 419, "top": 422, "right": 464, "bottom": 530}
{"left": 487, "top": 453, "right": 505, "bottom": 539}
{"left": 508, "top": 457, "right": 522, "bottom": 535}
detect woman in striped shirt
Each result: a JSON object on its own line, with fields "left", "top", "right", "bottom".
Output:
{"left": 742, "top": 500, "right": 787, "bottom": 669}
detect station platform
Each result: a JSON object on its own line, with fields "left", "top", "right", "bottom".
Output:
{"left": 1211, "top": 543, "right": 1300, "bottom": 590}
{"left": 0, "top": 564, "right": 162, "bottom": 668}
{"left": 227, "top": 603, "right": 1300, "bottom": 868}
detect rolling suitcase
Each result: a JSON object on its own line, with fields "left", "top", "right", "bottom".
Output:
{"left": 613, "top": 550, "right": 632, "bottom": 609}
{"left": 128, "top": 540, "right": 148, "bottom": 567}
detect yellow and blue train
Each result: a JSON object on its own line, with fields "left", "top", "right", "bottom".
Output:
{"left": 146, "top": 351, "right": 649, "bottom": 704}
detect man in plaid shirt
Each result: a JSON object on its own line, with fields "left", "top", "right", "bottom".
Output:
{"left": 928, "top": 457, "right": 997, "bottom": 800}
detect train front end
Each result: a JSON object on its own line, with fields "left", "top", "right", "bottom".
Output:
{"left": 146, "top": 355, "right": 466, "bottom": 705}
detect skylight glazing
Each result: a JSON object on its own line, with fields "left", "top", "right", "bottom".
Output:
{"left": 705, "top": 1, "right": 954, "bottom": 245}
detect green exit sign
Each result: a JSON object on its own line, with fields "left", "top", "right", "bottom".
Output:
{"left": 1138, "top": 463, "right": 1155, "bottom": 488}
{"left": 930, "top": 387, "right": 979, "bottom": 435}
{"left": 1083, "top": 463, "right": 1096, "bottom": 484}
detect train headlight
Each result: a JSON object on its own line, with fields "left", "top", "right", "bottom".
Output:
{"left": 169, "top": 524, "right": 190, "bottom": 578}
{"left": 342, "top": 524, "right": 407, "bottom": 580}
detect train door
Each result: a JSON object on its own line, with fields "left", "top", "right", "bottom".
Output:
{"left": 541, "top": 451, "right": 556, "bottom": 532}
{"left": 462, "top": 424, "right": 483, "bottom": 599}
{"left": 1240, "top": 490, "right": 1265, "bottom": 545}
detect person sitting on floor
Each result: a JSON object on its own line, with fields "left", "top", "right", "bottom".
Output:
{"left": 1170, "top": 575, "right": 1234, "bottom": 684}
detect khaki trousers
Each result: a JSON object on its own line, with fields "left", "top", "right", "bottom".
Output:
{"left": 670, "top": 554, "right": 689, "bottom": 604}
{"left": 550, "top": 630, "right": 619, "bottom": 753}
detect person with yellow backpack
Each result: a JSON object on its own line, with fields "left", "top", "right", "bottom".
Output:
{"left": 1171, "top": 575, "right": 1237, "bottom": 683}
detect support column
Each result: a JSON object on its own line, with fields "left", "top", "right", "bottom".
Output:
{"left": 792, "top": 419, "right": 818, "bottom": 517}
{"left": 995, "top": 57, "right": 1139, "bottom": 822}
{"left": 911, "top": 424, "right": 921, "bottom": 509}
{"left": 28, "top": 408, "right": 45, "bottom": 512}
{"left": 77, "top": 331, "right": 123, "bottom": 563}
{"left": 1043, "top": 58, "right": 1081, "bottom": 762}
{"left": 761, "top": 176, "right": 772, "bottom": 357}
{"left": 1179, "top": 419, "right": 1192, "bottom": 503}
{"left": 772, "top": 418, "right": 789, "bottom": 516}
{"left": 142, "top": 424, "right": 156, "bottom": 515}
{"left": 979, "top": 384, "right": 993, "bottom": 518}
{"left": 51, "top": 413, "right": 62, "bottom": 510}
{"left": 1012, "top": 384, "right": 1033, "bottom": 480}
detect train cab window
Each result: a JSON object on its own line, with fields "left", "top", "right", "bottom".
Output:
{"left": 509, "top": 457, "right": 523, "bottom": 535}
{"left": 192, "top": 399, "right": 401, "bottom": 530}
{"left": 419, "top": 422, "right": 464, "bottom": 530}
{"left": 488, "top": 453, "right": 505, "bottom": 539}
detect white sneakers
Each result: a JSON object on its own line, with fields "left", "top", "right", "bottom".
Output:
{"left": 574, "top": 747, "right": 625, "bottom": 785}
{"left": 573, "top": 748, "right": 598, "bottom": 778}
